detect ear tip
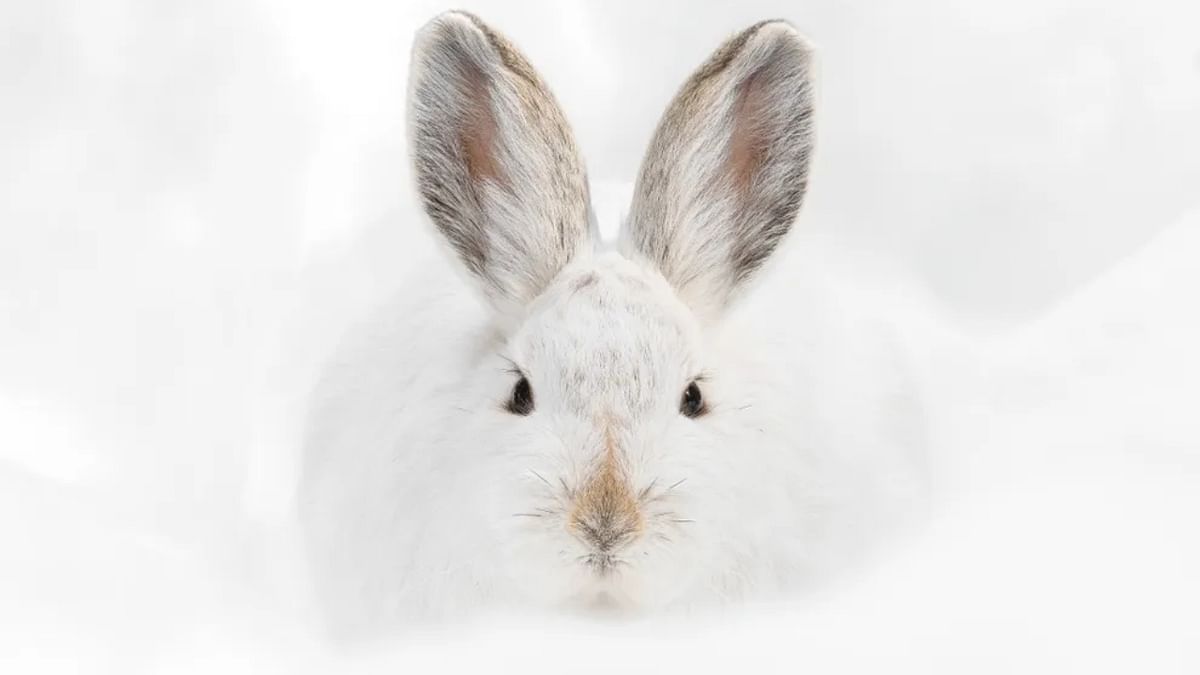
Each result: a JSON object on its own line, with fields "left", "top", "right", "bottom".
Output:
{"left": 420, "top": 9, "right": 485, "bottom": 32}
{"left": 745, "top": 19, "right": 817, "bottom": 58}
{"left": 412, "top": 10, "right": 490, "bottom": 56}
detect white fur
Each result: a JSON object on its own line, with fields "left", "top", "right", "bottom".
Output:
{"left": 299, "top": 12, "right": 926, "bottom": 636}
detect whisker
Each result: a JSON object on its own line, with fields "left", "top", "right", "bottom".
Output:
{"left": 669, "top": 518, "right": 695, "bottom": 524}
{"left": 640, "top": 477, "right": 688, "bottom": 505}
{"left": 529, "top": 469, "right": 554, "bottom": 490}
{"left": 637, "top": 479, "right": 659, "bottom": 502}
{"left": 512, "top": 513, "right": 543, "bottom": 518}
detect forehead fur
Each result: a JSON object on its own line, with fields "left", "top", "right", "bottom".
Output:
{"left": 511, "top": 253, "right": 700, "bottom": 416}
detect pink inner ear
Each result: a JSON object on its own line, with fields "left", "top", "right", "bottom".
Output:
{"left": 460, "top": 65, "right": 504, "bottom": 185}
{"left": 727, "top": 72, "right": 769, "bottom": 194}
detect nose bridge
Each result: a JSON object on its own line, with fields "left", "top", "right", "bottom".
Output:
{"left": 569, "top": 420, "right": 642, "bottom": 550}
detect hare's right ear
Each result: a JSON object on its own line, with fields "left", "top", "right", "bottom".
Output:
{"left": 408, "top": 12, "right": 593, "bottom": 321}
{"left": 621, "top": 21, "right": 816, "bottom": 322}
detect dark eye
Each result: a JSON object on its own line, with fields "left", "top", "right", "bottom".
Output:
{"left": 680, "top": 381, "right": 706, "bottom": 418}
{"left": 506, "top": 375, "right": 534, "bottom": 416}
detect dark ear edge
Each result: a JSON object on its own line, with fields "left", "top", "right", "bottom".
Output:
{"left": 622, "top": 20, "right": 816, "bottom": 320}
{"left": 408, "top": 11, "right": 593, "bottom": 319}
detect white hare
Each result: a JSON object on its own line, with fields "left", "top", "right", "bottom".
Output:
{"left": 300, "top": 11, "right": 926, "bottom": 634}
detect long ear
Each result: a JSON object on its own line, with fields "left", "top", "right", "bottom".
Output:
{"left": 408, "top": 11, "right": 592, "bottom": 320}
{"left": 621, "top": 20, "right": 815, "bottom": 321}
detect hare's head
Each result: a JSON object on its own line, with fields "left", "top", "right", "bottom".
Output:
{"left": 409, "top": 12, "right": 815, "bottom": 609}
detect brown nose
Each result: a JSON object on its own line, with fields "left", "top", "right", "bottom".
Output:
{"left": 569, "top": 431, "right": 642, "bottom": 553}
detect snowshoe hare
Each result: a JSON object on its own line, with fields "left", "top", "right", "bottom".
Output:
{"left": 300, "top": 11, "right": 926, "bottom": 633}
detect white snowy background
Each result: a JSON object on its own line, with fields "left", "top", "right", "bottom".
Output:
{"left": 2, "top": 0, "right": 1199, "bottom": 672}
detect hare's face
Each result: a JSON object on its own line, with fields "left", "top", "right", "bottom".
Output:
{"left": 488, "top": 253, "right": 714, "bottom": 607}
{"left": 407, "top": 12, "right": 815, "bottom": 609}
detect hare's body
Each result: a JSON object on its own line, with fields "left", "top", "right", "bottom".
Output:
{"left": 300, "top": 12, "right": 925, "bottom": 633}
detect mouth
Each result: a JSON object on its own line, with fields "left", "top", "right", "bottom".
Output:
{"left": 582, "top": 552, "right": 623, "bottom": 577}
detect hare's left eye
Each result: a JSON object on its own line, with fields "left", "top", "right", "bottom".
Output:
{"left": 680, "top": 381, "right": 706, "bottom": 418}
{"left": 506, "top": 375, "right": 534, "bottom": 416}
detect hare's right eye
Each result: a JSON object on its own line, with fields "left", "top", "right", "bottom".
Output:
{"left": 680, "top": 380, "right": 706, "bottom": 418}
{"left": 506, "top": 376, "right": 534, "bottom": 416}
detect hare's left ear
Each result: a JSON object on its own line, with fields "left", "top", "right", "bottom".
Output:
{"left": 409, "top": 11, "right": 593, "bottom": 321}
{"left": 621, "top": 21, "right": 815, "bottom": 321}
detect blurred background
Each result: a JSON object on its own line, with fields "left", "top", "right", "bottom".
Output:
{"left": 1, "top": 0, "right": 1198, "bottom": 672}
